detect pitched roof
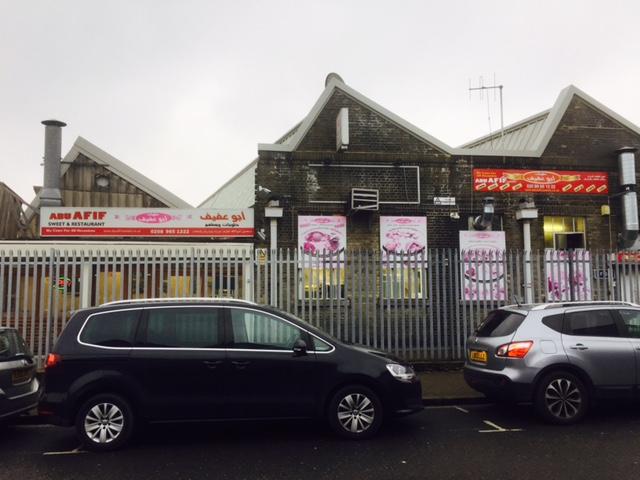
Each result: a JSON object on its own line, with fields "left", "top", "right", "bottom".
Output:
{"left": 258, "top": 75, "right": 453, "bottom": 154}
{"left": 459, "top": 85, "right": 640, "bottom": 157}
{"left": 259, "top": 76, "right": 640, "bottom": 159}
{"left": 198, "top": 158, "right": 257, "bottom": 209}
{"left": 27, "top": 136, "right": 191, "bottom": 219}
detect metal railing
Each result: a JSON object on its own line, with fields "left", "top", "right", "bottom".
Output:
{"left": 1, "top": 247, "right": 640, "bottom": 365}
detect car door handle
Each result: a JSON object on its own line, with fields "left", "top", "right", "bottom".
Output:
{"left": 569, "top": 344, "right": 589, "bottom": 351}
{"left": 231, "top": 360, "right": 251, "bottom": 369}
{"left": 203, "top": 360, "right": 223, "bottom": 369}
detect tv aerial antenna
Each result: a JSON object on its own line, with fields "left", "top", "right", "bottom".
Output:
{"left": 469, "top": 75, "right": 505, "bottom": 148}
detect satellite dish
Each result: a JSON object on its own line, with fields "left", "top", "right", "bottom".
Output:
{"left": 325, "top": 72, "right": 344, "bottom": 86}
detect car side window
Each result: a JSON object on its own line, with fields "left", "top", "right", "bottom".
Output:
{"left": 80, "top": 310, "right": 140, "bottom": 347}
{"left": 564, "top": 309, "right": 619, "bottom": 337}
{"left": 230, "top": 309, "right": 304, "bottom": 350}
{"left": 144, "top": 307, "right": 223, "bottom": 348}
{"left": 618, "top": 310, "right": 640, "bottom": 339}
{"left": 311, "top": 337, "right": 332, "bottom": 352}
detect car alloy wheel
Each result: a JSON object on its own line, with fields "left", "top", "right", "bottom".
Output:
{"left": 535, "top": 371, "right": 589, "bottom": 425}
{"left": 328, "top": 385, "right": 383, "bottom": 439}
{"left": 84, "top": 402, "right": 125, "bottom": 444}
{"left": 76, "top": 393, "right": 134, "bottom": 451}
{"left": 337, "top": 393, "right": 376, "bottom": 434}
{"left": 544, "top": 378, "right": 582, "bottom": 420}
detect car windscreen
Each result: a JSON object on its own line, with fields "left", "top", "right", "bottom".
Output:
{"left": 475, "top": 310, "right": 526, "bottom": 338}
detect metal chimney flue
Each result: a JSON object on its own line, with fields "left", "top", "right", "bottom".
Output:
{"left": 40, "top": 119, "right": 66, "bottom": 207}
{"left": 617, "top": 147, "right": 639, "bottom": 249}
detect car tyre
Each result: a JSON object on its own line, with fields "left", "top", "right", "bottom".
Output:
{"left": 328, "top": 385, "right": 383, "bottom": 439}
{"left": 75, "top": 393, "right": 134, "bottom": 451}
{"left": 534, "top": 371, "right": 589, "bottom": 425}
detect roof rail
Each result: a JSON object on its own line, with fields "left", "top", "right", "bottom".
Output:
{"left": 532, "top": 301, "right": 640, "bottom": 310}
{"left": 100, "top": 297, "right": 257, "bottom": 307}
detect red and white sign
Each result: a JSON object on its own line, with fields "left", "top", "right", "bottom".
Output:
{"left": 40, "top": 208, "right": 254, "bottom": 238}
{"left": 473, "top": 169, "right": 609, "bottom": 195}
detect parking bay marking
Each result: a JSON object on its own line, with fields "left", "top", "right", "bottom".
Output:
{"left": 478, "top": 420, "right": 523, "bottom": 433}
{"left": 43, "top": 446, "right": 86, "bottom": 456}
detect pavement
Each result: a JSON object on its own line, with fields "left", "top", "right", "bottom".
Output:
{"left": 5, "top": 402, "right": 640, "bottom": 480}
{"left": 416, "top": 366, "right": 484, "bottom": 404}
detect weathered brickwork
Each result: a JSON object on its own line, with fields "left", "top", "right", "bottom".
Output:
{"left": 256, "top": 91, "right": 640, "bottom": 252}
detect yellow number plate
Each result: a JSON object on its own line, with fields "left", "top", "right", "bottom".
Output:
{"left": 469, "top": 350, "right": 488, "bottom": 363}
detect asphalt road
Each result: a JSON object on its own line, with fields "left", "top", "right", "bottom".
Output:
{"left": 2, "top": 402, "right": 640, "bottom": 480}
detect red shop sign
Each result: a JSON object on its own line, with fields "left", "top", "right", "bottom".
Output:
{"left": 473, "top": 169, "right": 609, "bottom": 195}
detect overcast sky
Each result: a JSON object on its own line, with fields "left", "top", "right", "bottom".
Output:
{"left": 2, "top": 0, "right": 640, "bottom": 207}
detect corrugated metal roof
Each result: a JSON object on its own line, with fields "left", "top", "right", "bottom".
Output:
{"left": 461, "top": 110, "right": 550, "bottom": 152}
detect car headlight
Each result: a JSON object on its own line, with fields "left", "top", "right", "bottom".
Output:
{"left": 386, "top": 363, "right": 417, "bottom": 383}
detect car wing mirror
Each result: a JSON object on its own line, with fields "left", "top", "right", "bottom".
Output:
{"left": 293, "top": 338, "right": 308, "bottom": 356}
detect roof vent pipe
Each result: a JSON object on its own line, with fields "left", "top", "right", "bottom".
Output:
{"left": 40, "top": 119, "right": 66, "bottom": 207}
{"left": 473, "top": 197, "right": 495, "bottom": 230}
{"left": 618, "top": 147, "right": 639, "bottom": 249}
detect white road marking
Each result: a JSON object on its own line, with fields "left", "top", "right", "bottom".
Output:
{"left": 43, "top": 446, "right": 85, "bottom": 456}
{"left": 454, "top": 406, "right": 469, "bottom": 413}
{"left": 479, "top": 420, "right": 523, "bottom": 433}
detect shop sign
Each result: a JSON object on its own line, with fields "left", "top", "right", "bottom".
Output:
{"left": 459, "top": 231, "right": 506, "bottom": 301}
{"left": 40, "top": 208, "right": 254, "bottom": 238}
{"left": 473, "top": 169, "right": 609, "bottom": 195}
{"left": 380, "top": 216, "right": 427, "bottom": 260}
{"left": 298, "top": 216, "right": 347, "bottom": 261}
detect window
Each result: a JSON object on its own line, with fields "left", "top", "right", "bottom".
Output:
{"left": 0, "top": 330, "right": 22, "bottom": 360}
{"left": 565, "top": 310, "right": 618, "bottom": 337}
{"left": 543, "top": 216, "right": 586, "bottom": 249}
{"left": 618, "top": 310, "right": 640, "bottom": 338}
{"left": 230, "top": 309, "right": 303, "bottom": 350}
{"left": 542, "top": 314, "right": 564, "bottom": 333}
{"left": 382, "top": 266, "right": 426, "bottom": 300}
{"left": 476, "top": 310, "right": 525, "bottom": 338}
{"left": 80, "top": 310, "right": 140, "bottom": 347}
{"left": 302, "top": 268, "right": 345, "bottom": 299}
{"left": 144, "top": 308, "right": 223, "bottom": 348}
{"left": 312, "top": 337, "right": 333, "bottom": 352}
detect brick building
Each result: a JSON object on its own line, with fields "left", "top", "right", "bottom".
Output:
{"left": 208, "top": 73, "right": 640, "bottom": 254}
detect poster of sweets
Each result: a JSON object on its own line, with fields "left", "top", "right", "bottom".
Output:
{"left": 459, "top": 231, "right": 507, "bottom": 301}
{"left": 298, "top": 215, "right": 347, "bottom": 260}
{"left": 380, "top": 216, "right": 427, "bottom": 260}
{"left": 473, "top": 169, "right": 609, "bottom": 195}
{"left": 544, "top": 249, "right": 592, "bottom": 301}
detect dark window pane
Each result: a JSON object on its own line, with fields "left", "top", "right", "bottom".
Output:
{"left": 81, "top": 310, "right": 140, "bottom": 347}
{"left": 230, "top": 309, "right": 303, "bottom": 350}
{"left": 476, "top": 310, "right": 525, "bottom": 337}
{"left": 145, "top": 308, "right": 222, "bottom": 348}
{"left": 619, "top": 310, "right": 640, "bottom": 339}
{"left": 566, "top": 310, "right": 618, "bottom": 337}
{"left": 542, "top": 314, "right": 564, "bottom": 333}
{"left": 0, "top": 331, "right": 16, "bottom": 360}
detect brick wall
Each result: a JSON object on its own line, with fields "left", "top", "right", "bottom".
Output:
{"left": 256, "top": 91, "right": 640, "bottom": 252}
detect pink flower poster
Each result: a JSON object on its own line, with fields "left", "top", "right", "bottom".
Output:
{"left": 380, "top": 216, "right": 427, "bottom": 260}
{"left": 298, "top": 215, "right": 347, "bottom": 260}
{"left": 459, "top": 231, "right": 506, "bottom": 301}
{"left": 544, "top": 249, "right": 592, "bottom": 301}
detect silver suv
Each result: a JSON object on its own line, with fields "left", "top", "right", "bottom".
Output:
{"left": 464, "top": 301, "right": 640, "bottom": 424}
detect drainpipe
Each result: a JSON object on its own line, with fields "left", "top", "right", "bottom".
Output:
{"left": 265, "top": 201, "right": 283, "bottom": 306}
{"left": 617, "top": 147, "right": 639, "bottom": 249}
{"left": 515, "top": 198, "right": 538, "bottom": 303}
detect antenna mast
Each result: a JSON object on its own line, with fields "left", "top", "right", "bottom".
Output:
{"left": 469, "top": 75, "right": 505, "bottom": 147}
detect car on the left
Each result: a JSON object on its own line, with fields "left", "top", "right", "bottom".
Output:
{"left": 0, "top": 327, "right": 40, "bottom": 425}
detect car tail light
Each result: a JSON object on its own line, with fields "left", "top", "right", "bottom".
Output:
{"left": 496, "top": 341, "right": 533, "bottom": 358}
{"left": 45, "top": 353, "right": 62, "bottom": 369}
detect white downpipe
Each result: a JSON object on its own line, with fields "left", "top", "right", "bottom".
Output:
{"left": 523, "top": 220, "right": 533, "bottom": 303}
{"left": 270, "top": 218, "right": 278, "bottom": 306}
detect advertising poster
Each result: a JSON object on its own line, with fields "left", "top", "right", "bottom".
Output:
{"left": 40, "top": 207, "right": 254, "bottom": 237}
{"left": 298, "top": 216, "right": 347, "bottom": 260}
{"left": 380, "top": 216, "right": 427, "bottom": 260}
{"left": 459, "top": 231, "right": 507, "bottom": 301}
{"left": 545, "top": 249, "right": 592, "bottom": 301}
{"left": 473, "top": 169, "right": 609, "bottom": 195}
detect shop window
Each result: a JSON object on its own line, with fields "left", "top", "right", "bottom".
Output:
{"left": 302, "top": 268, "right": 345, "bottom": 300}
{"left": 543, "top": 216, "right": 586, "bottom": 249}
{"left": 382, "top": 265, "right": 426, "bottom": 300}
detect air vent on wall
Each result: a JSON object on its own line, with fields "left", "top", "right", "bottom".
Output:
{"left": 351, "top": 188, "right": 379, "bottom": 211}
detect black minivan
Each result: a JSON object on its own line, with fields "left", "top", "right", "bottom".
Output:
{"left": 40, "top": 298, "right": 422, "bottom": 450}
